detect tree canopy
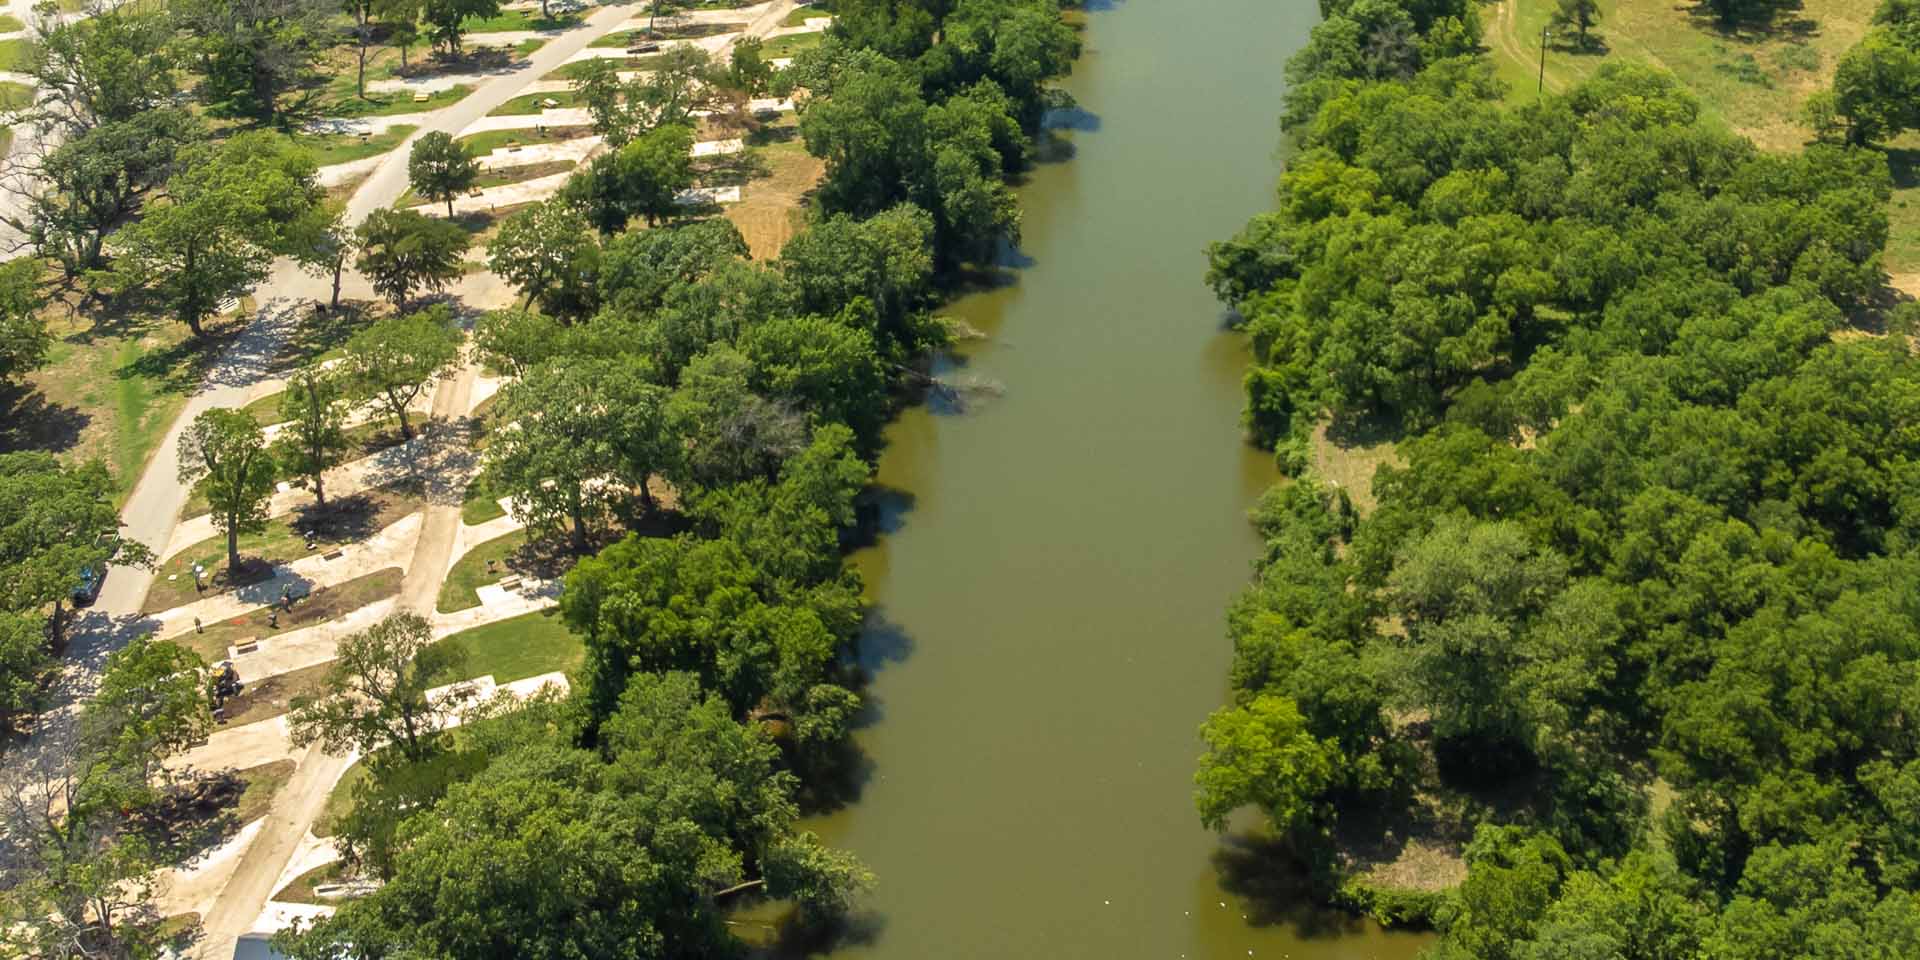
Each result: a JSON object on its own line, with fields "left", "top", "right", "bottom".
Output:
{"left": 1195, "top": 0, "right": 1920, "bottom": 950}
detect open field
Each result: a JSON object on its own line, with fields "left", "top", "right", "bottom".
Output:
{"left": 1482, "top": 0, "right": 1918, "bottom": 282}
{"left": 1483, "top": 0, "right": 1875, "bottom": 148}
{"left": 724, "top": 120, "right": 823, "bottom": 258}
{"left": 489, "top": 89, "right": 584, "bottom": 115}
{"left": 4, "top": 303, "right": 253, "bottom": 503}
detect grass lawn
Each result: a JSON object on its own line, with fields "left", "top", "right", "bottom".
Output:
{"left": 461, "top": 481, "right": 507, "bottom": 525}
{"left": 543, "top": 54, "right": 677, "bottom": 80}
{"left": 515, "top": 37, "right": 546, "bottom": 57}
{"left": 0, "top": 129, "right": 13, "bottom": 158}
{"left": 457, "top": 125, "right": 593, "bottom": 155}
{"left": 591, "top": 20, "right": 746, "bottom": 47}
{"left": 232, "top": 760, "right": 297, "bottom": 824}
{"left": 176, "top": 566, "right": 405, "bottom": 664}
{"left": 152, "top": 479, "right": 427, "bottom": 612}
{"left": 782, "top": 4, "right": 830, "bottom": 26}
{"left": 431, "top": 609, "right": 582, "bottom": 684}
{"left": 316, "top": 760, "right": 366, "bottom": 838}
{"left": 304, "top": 125, "right": 418, "bottom": 166}
{"left": 462, "top": 9, "right": 581, "bottom": 33}
{"left": 1482, "top": 0, "right": 1876, "bottom": 150}
{"left": 0, "top": 37, "right": 31, "bottom": 72}
{"left": 273, "top": 861, "right": 348, "bottom": 905}
{"left": 489, "top": 90, "right": 584, "bottom": 115}
{"left": 761, "top": 31, "right": 824, "bottom": 58}
{"left": 1886, "top": 139, "right": 1920, "bottom": 283}
{"left": 437, "top": 529, "right": 529, "bottom": 613}
{"left": 0, "top": 81, "right": 32, "bottom": 112}
{"left": 0, "top": 13, "right": 25, "bottom": 31}
{"left": 8, "top": 305, "right": 247, "bottom": 504}
{"left": 322, "top": 85, "right": 470, "bottom": 120}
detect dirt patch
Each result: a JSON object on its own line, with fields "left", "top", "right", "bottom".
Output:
{"left": 184, "top": 567, "right": 405, "bottom": 664}
{"left": 724, "top": 138, "right": 823, "bottom": 259}
{"left": 219, "top": 661, "right": 336, "bottom": 727}
{"left": 1309, "top": 419, "right": 1401, "bottom": 515}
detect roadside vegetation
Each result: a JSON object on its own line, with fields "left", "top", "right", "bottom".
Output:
{"left": 1199, "top": 0, "right": 1920, "bottom": 952}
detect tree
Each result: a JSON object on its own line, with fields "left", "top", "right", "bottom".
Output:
{"left": 346, "top": 0, "right": 421, "bottom": 99}
{"left": 472, "top": 308, "right": 564, "bottom": 379}
{"left": 0, "top": 613, "right": 52, "bottom": 729}
{"left": 486, "top": 200, "right": 601, "bottom": 317}
{"left": 666, "top": 346, "right": 809, "bottom": 489}
{"left": 342, "top": 308, "right": 462, "bottom": 441}
{"left": 172, "top": 0, "right": 335, "bottom": 124}
{"left": 597, "top": 217, "right": 749, "bottom": 314}
{"left": 1194, "top": 694, "right": 1339, "bottom": 834}
{"left": 83, "top": 635, "right": 212, "bottom": 801}
{"left": 22, "top": 2, "right": 179, "bottom": 134}
{"left": 176, "top": 409, "right": 276, "bottom": 574}
{"left": 482, "top": 356, "right": 667, "bottom": 551}
{"left": 1829, "top": 30, "right": 1920, "bottom": 145}
{"left": 354, "top": 207, "right": 471, "bottom": 311}
{"left": 730, "top": 36, "right": 776, "bottom": 97}
{"left": 0, "top": 260, "right": 50, "bottom": 384}
{"left": 407, "top": 131, "right": 480, "bottom": 219}
{"left": 778, "top": 204, "right": 935, "bottom": 354}
{"left": 422, "top": 0, "right": 499, "bottom": 57}
{"left": 272, "top": 367, "right": 352, "bottom": 507}
{"left": 0, "top": 453, "right": 151, "bottom": 641}
{"left": 289, "top": 202, "right": 358, "bottom": 312}
{"left": 288, "top": 612, "right": 475, "bottom": 765}
{"left": 1549, "top": 0, "right": 1599, "bottom": 49}
{"left": 113, "top": 132, "right": 322, "bottom": 335}
{"left": 26, "top": 108, "right": 203, "bottom": 275}
{"left": 562, "top": 123, "right": 695, "bottom": 233}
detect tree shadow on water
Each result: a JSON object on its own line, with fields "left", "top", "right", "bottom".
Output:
{"left": 1209, "top": 833, "right": 1382, "bottom": 938}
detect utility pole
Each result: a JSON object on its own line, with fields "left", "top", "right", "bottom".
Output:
{"left": 1538, "top": 26, "right": 1551, "bottom": 96}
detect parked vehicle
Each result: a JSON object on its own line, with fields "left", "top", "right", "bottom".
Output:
{"left": 71, "top": 565, "right": 104, "bottom": 607}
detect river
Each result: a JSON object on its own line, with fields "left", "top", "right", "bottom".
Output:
{"left": 802, "top": 2, "right": 1435, "bottom": 958}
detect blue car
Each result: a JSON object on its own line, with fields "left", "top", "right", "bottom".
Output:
{"left": 71, "top": 565, "right": 104, "bottom": 607}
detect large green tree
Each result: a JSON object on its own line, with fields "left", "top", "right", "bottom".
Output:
{"left": 177, "top": 408, "right": 277, "bottom": 574}
{"left": 407, "top": 131, "right": 481, "bottom": 219}
{"left": 486, "top": 200, "right": 601, "bottom": 318}
{"left": 272, "top": 366, "right": 352, "bottom": 507}
{"left": 289, "top": 611, "right": 475, "bottom": 765}
{"left": 342, "top": 308, "right": 463, "bottom": 440}
{"left": 354, "top": 207, "right": 471, "bottom": 311}
{"left": 113, "top": 132, "right": 323, "bottom": 336}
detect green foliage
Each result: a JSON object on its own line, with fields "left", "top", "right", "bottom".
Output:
{"left": 171, "top": 0, "right": 334, "bottom": 123}
{"left": 1198, "top": 3, "right": 1920, "bottom": 951}
{"left": 485, "top": 200, "right": 601, "bottom": 319}
{"left": 354, "top": 208, "right": 471, "bottom": 311}
{"left": 272, "top": 366, "right": 351, "bottom": 507}
{"left": 481, "top": 355, "right": 670, "bottom": 550}
{"left": 341, "top": 306, "right": 462, "bottom": 439}
{"left": 0, "top": 259, "right": 48, "bottom": 385}
{"left": 289, "top": 612, "right": 475, "bottom": 765}
{"left": 175, "top": 408, "right": 276, "bottom": 571}
{"left": 407, "top": 131, "right": 480, "bottom": 219}
{"left": 423, "top": 0, "right": 498, "bottom": 55}
{"left": 563, "top": 122, "right": 696, "bottom": 232}
{"left": 1194, "top": 694, "right": 1339, "bottom": 834}
{"left": 113, "top": 131, "right": 323, "bottom": 335}
{"left": 82, "top": 635, "right": 213, "bottom": 801}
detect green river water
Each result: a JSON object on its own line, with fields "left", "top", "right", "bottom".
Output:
{"left": 802, "top": 1, "right": 1436, "bottom": 958}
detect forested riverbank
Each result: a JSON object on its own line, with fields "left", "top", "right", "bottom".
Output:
{"left": 245, "top": 0, "right": 1087, "bottom": 955}
{"left": 1199, "top": 0, "right": 1920, "bottom": 954}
